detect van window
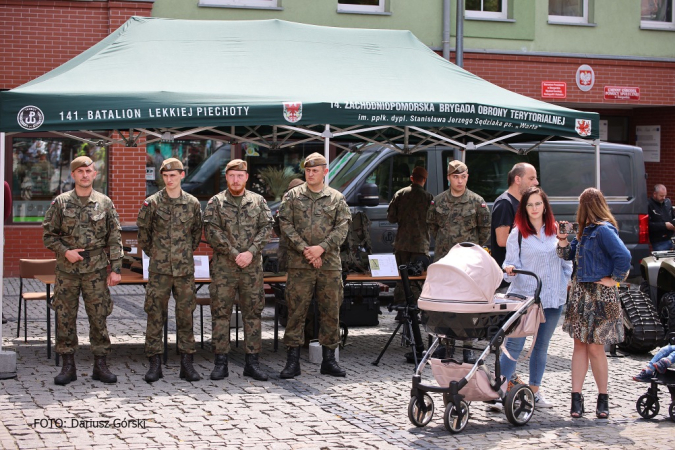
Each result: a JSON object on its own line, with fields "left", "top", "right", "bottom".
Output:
{"left": 360, "top": 153, "right": 428, "bottom": 204}
{"left": 448, "top": 151, "right": 539, "bottom": 203}
{"left": 329, "top": 150, "right": 379, "bottom": 191}
{"left": 539, "top": 151, "right": 632, "bottom": 198}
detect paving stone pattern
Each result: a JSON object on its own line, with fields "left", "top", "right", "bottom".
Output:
{"left": 0, "top": 278, "right": 670, "bottom": 449}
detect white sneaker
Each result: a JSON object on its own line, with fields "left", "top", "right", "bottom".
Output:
{"left": 534, "top": 390, "right": 554, "bottom": 408}
{"left": 487, "top": 399, "right": 503, "bottom": 412}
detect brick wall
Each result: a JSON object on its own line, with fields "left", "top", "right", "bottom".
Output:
{"left": 2, "top": 1, "right": 153, "bottom": 275}
{"left": 463, "top": 53, "right": 675, "bottom": 106}
{"left": 633, "top": 107, "right": 675, "bottom": 194}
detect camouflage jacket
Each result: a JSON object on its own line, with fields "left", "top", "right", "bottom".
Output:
{"left": 427, "top": 188, "right": 491, "bottom": 262}
{"left": 136, "top": 189, "right": 203, "bottom": 277}
{"left": 43, "top": 189, "right": 123, "bottom": 274}
{"left": 203, "top": 190, "right": 273, "bottom": 273}
{"left": 387, "top": 183, "right": 433, "bottom": 254}
{"left": 278, "top": 184, "right": 351, "bottom": 271}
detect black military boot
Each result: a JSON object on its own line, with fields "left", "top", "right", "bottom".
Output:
{"left": 463, "top": 349, "right": 477, "bottom": 364}
{"left": 280, "top": 347, "right": 301, "bottom": 379}
{"left": 144, "top": 355, "right": 163, "bottom": 383}
{"left": 320, "top": 346, "right": 346, "bottom": 377}
{"left": 92, "top": 356, "right": 117, "bottom": 384}
{"left": 210, "top": 354, "right": 229, "bottom": 380}
{"left": 54, "top": 354, "right": 77, "bottom": 386}
{"left": 179, "top": 353, "right": 201, "bottom": 382}
{"left": 243, "top": 353, "right": 268, "bottom": 381}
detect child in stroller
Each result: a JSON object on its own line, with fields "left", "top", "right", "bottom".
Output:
{"left": 634, "top": 332, "right": 675, "bottom": 421}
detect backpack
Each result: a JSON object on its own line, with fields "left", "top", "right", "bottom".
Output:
{"left": 340, "top": 211, "right": 372, "bottom": 274}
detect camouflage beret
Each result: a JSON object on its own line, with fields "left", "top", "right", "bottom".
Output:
{"left": 70, "top": 156, "right": 94, "bottom": 172}
{"left": 287, "top": 178, "right": 304, "bottom": 190}
{"left": 226, "top": 159, "right": 247, "bottom": 172}
{"left": 303, "top": 153, "right": 327, "bottom": 168}
{"left": 160, "top": 158, "right": 184, "bottom": 172}
{"left": 447, "top": 160, "right": 468, "bottom": 176}
{"left": 411, "top": 166, "right": 428, "bottom": 179}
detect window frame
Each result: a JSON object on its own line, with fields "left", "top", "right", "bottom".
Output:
{"left": 198, "top": 0, "right": 280, "bottom": 9}
{"left": 641, "top": 0, "right": 675, "bottom": 30}
{"left": 337, "top": 0, "right": 386, "bottom": 14}
{"left": 548, "top": 0, "right": 589, "bottom": 25}
{"left": 465, "top": 0, "right": 508, "bottom": 20}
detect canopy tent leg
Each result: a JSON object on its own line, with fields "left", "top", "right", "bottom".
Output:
{"left": 323, "top": 124, "right": 332, "bottom": 184}
{"left": 594, "top": 139, "right": 601, "bottom": 189}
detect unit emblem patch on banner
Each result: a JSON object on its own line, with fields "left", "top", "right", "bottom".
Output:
{"left": 17, "top": 106, "right": 44, "bottom": 130}
{"left": 575, "top": 119, "right": 591, "bottom": 137}
{"left": 283, "top": 102, "right": 302, "bottom": 123}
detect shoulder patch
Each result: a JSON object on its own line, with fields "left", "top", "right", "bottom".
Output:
{"left": 481, "top": 203, "right": 487, "bottom": 208}
{"left": 431, "top": 200, "right": 435, "bottom": 205}
{"left": 51, "top": 200, "right": 55, "bottom": 205}
{"left": 143, "top": 200, "right": 149, "bottom": 207}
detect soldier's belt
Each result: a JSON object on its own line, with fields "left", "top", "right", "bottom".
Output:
{"left": 78, "top": 248, "right": 105, "bottom": 258}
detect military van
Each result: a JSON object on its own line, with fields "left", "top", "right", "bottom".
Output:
{"left": 327, "top": 141, "right": 649, "bottom": 277}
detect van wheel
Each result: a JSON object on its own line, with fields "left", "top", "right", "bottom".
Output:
{"left": 659, "top": 292, "right": 675, "bottom": 335}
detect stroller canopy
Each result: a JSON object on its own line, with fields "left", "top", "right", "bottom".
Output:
{"left": 421, "top": 243, "right": 503, "bottom": 303}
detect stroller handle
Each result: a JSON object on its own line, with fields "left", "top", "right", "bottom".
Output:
{"left": 507, "top": 269, "right": 542, "bottom": 304}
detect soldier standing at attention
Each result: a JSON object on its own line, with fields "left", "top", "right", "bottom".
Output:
{"left": 387, "top": 166, "right": 433, "bottom": 306}
{"left": 137, "top": 158, "right": 203, "bottom": 383}
{"left": 278, "top": 153, "right": 352, "bottom": 379}
{"left": 427, "top": 160, "right": 491, "bottom": 363}
{"left": 43, "top": 156, "right": 123, "bottom": 386}
{"left": 204, "top": 159, "right": 273, "bottom": 381}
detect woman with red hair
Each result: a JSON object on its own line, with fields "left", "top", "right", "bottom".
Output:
{"left": 498, "top": 187, "right": 572, "bottom": 409}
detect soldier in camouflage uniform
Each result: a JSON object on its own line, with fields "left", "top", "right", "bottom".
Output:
{"left": 427, "top": 160, "right": 492, "bottom": 363}
{"left": 387, "top": 166, "right": 433, "bottom": 306}
{"left": 278, "top": 153, "right": 352, "bottom": 379}
{"left": 43, "top": 156, "right": 123, "bottom": 386}
{"left": 137, "top": 158, "right": 203, "bottom": 383}
{"left": 204, "top": 159, "right": 273, "bottom": 381}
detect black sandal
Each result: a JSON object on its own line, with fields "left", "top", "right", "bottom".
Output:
{"left": 571, "top": 392, "right": 584, "bottom": 418}
{"left": 596, "top": 393, "right": 609, "bottom": 419}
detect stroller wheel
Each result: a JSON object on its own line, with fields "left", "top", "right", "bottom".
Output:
{"left": 444, "top": 400, "right": 469, "bottom": 434}
{"left": 408, "top": 393, "right": 434, "bottom": 427}
{"left": 504, "top": 384, "right": 535, "bottom": 426}
{"left": 669, "top": 403, "right": 675, "bottom": 422}
{"left": 636, "top": 394, "right": 660, "bottom": 419}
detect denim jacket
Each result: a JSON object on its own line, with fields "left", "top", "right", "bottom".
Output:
{"left": 557, "top": 222, "right": 631, "bottom": 283}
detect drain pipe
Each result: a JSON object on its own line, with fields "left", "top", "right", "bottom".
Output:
{"left": 442, "top": 0, "right": 451, "bottom": 60}
{"left": 456, "top": 0, "right": 464, "bottom": 67}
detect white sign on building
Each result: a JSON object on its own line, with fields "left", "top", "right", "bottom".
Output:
{"left": 636, "top": 125, "right": 661, "bottom": 163}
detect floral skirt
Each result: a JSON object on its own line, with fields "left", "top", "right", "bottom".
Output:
{"left": 562, "top": 280, "right": 624, "bottom": 345}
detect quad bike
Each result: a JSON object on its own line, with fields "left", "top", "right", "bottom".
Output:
{"left": 640, "top": 247, "right": 675, "bottom": 343}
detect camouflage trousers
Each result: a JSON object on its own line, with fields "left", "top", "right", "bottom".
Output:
{"left": 209, "top": 267, "right": 265, "bottom": 354}
{"left": 393, "top": 251, "right": 425, "bottom": 305}
{"left": 144, "top": 272, "right": 196, "bottom": 357}
{"left": 283, "top": 269, "right": 342, "bottom": 350}
{"left": 53, "top": 269, "right": 112, "bottom": 356}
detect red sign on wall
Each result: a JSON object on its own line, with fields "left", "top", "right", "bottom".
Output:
{"left": 604, "top": 86, "right": 640, "bottom": 100}
{"left": 541, "top": 81, "right": 567, "bottom": 99}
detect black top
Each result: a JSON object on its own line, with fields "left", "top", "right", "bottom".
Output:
{"left": 490, "top": 191, "right": 519, "bottom": 268}
{"left": 648, "top": 196, "right": 674, "bottom": 244}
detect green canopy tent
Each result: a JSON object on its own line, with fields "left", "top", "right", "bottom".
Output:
{"left": 0, "top": 17, "right": 598, "bottom": 147}
{"left": 0, "top": 18, "right": 601, "bottom": 350}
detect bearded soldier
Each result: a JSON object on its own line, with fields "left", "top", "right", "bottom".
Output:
{"left": 43, "top": 156, "right": 122, "bottom": 386}
{"left": 204, "top": 159, "right": 273, "bottom": 381}
{"left": 278, "top": 153, "right": 351, "bottom": 379}
{"left": 137, "top": 158, "right": 203, "bottom": 383}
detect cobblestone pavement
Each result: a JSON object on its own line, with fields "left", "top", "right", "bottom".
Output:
{"left": 0, "top": 278, "right": 670, "bottom": 449}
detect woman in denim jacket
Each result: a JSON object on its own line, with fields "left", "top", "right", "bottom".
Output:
{"left": 557, "top": 188, "right": 631, "bottom": 420}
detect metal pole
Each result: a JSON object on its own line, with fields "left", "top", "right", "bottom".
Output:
{"left": 323, "top": 124, "right": 331, "bottom": 185}
{"left": 594, "top": 139, "right": 601, "bottom": 190}
{"left": 456, "top": 0, "right": 464, "bottom": 67}
{"left": 0, "top": 132, "right": 5, "bottom": 350}
{"left": 442, "top": 0, "right": 451, "bottom": 60}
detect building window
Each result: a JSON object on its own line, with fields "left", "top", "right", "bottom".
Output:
{"left": 10, "top": 137, "right": 108, "bottom": 223}
{"left": 337, "top": 0, "right": 386, "bottom": 13}
{"left": 465, "top": 0, "right": 508, "bottom": 20}
{"left": 549, "top": 0, "right": 588, "bottom": 24}
{"left": 641, "top": 0, "right": 675, "bottom": 29}
{"left": 198, "top": 0, "right": 280, "bottom": 8}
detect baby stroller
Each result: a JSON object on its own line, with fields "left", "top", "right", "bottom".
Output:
{"left": 635, "top": 332, "right": 675, "bottom": 421}
{"left": 408, "top": 242, "right": 544, "bottom": 433}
